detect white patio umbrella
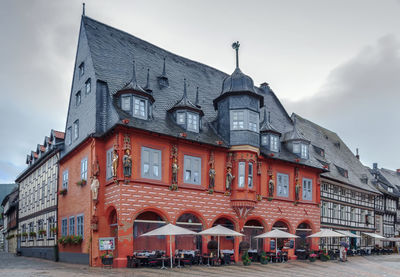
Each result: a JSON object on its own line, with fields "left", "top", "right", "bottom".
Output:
{"left": 255, "top": 229, "right": 299, "bottom": 255}
{"left": 307, "top": 229, "right": 345, "bottom": 252}
{"left": 336, "top": 230, "right": 361, "bottom": 238}
{"left": 140, "top": 223, "right": 197, "bottom": 268}
{"left": 198, "top": 225, "right": 244, "bottom": 257}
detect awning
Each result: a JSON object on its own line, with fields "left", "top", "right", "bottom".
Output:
{"left": 336, "top": 230, "right": 361, "bottom": 238}
{"left": 362, "top": 232, "right": 385, "bottom": 239}
{"left": 307, "top": 229, "right": 345, "bottom": 238}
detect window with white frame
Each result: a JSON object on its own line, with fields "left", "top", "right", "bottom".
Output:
{"left": 37, "top": 220, "right": 44, "bottom": 239}
{"left": 121, "top": 95, "right": 131, "bottom": 111}
{"left": 184, "top": 155, "right": 201, "bottom": 185}
{"left": 302, "top": 178, "right": 312, "bottom": 200}
{"left": 73, "top": 120, "right": 79, "bottom": 140}
{"left": 350, "top": 207, "right": 355, "bottom": 221}
{"left": 61, "top": 218, "right": 68, "bottom": 236}
{"left": 293, "top": 143, "right": 300, "bottom": 153}
{"left": 261, "top": 135, "right": 268, "bottom": 145}
{"left": 232, "top": 110, "right": 245, "bottom": 130}
{"left": 340, "top": 206, "right": 346, "bottom": 220}
{"left": 301, "top": 144, "right": 309, "bottom": 159}
{"left": 28, "top": 222, "right": 34, "bottom": 240}
{"left": 333, "top": 204, "right": 339, "bottom": 218}
{"left": 133, "top": 97, "right": 147, "bottom": 119}
{"left": 69, "top": 217, "right": 75, "bottom": 235}
{"left": 21, "top": 224, "right": 27, "bottom": 241}
{"left": 77, "top": 215, "right": 84, "bottom": 238}
{"left": 48, "top": 217, "right": 55, "bottom": 239}
{"left": 270, "top": 135, "right": 279, "bottom": 152}
{"left": 81, "top": 158, "right": 88, "bottom": 180}
{"left": 106, "top": 148, "right": 113, "bottom": 180}
{"left": 187, "top": 113, "right": 199, "bottom": 132}
{"left": 177, "top": 112, "right": 185, "bottom": 124}
{"left": 67, "top": 127, "right": 72, "bottom": 145}
{"left": 141, "top": 147, "right": 161, "bottom": 180}
{"left": 321, "top": 202, "right": 328, "bottom": 217}
{"left": 248, "top": 163, "right": 253, "bottom": 189}
{"left": 238, "top": 162, "right": 245, "bottom": 188}
{"left": 277, "top": 173, "right": 289, "bottom": 197}
{"left": 62, "top": 170, "right": 69, "bottom": 189}
{"left": 230, "top": 110, "right": 259, "bottom": 132}
{"left": 85, "top": 78, "right": 91, "bottom": 94}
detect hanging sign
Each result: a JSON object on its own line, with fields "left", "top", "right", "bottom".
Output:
{"left": 99, "top": 237, "right": 115, "bottom": 251}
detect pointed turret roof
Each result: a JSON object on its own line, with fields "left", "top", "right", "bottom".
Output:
{"left": 168, "top": 79, "right": 204, "bottom": 115}
{"left": 120, "top": 59, "right": 146, "bottom": 93}
{"left": 283, "top": 117, "right": 310, "bottom": 142}
{"left": 260, "top": 109, "right": 280, "bottom": 135}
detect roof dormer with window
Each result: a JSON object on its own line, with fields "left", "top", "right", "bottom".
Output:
{"left": 283, "top": 118, "right": 310, "bottom": 159}
{"left": 260, "top": 108, "right": 281, "bottom": 152}
{"left": 116, "top": 59, "right": 155, "bottom": 120}
{"left": 168, "top": 79, "right": 204, "bottom": 133}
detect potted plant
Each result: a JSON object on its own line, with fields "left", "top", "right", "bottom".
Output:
{"left": 76, "top": 179, "right": 87, "bottom": 186}
{"left": 29, "top": 231, "right": 37, "bottom": 237}
{"left": 50, "top": 227, "right": 58, "bottom": 233}
{"left": 320, "top": 253, "right": 330, "bottom": 262}
{"left": 309, "top": 253, "right": 317, "bottom": 262}
{"left": 260, "top": 251, "right": 269, "bottom": 264}
{"left": 38, "top": 229, "right": 47, "bottom": 236}
{"left": 22, "top": 232, "right": 28, "bottom": 238}
{"left": 101, "top": 252, "right": 114, "bottom": 266}
{"left": 58, "top": 236, "right": 67, "bottom": 246}
{"left": 242, "top": 251, "right": 251, "bottom": 266}
{"left": 59, "top": 188, "right": 68, "bottom": 196}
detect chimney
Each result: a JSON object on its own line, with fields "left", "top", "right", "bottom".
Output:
{"left": 260, "top": 82, "right": 270, "bottom": 93}
{"left": 356, "top": 148, "right": 360, "bottom": 160}
{"left": 373, "top": 163, "right": 378, "bottom": 170}
{"left": 397, "top": 169, "right": 400, "bottom": 175}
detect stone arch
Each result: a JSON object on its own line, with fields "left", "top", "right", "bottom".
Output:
{"left": 174, "top": 211, "right": 204, "bottom": 252}
{"left": 295, "top": 221, "right": 313, "bottom": 250}
{"left": 243, "top": 217, "right": 266, "bottom": 252}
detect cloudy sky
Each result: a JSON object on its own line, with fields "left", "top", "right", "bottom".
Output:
{"left": 0, "top": 0, "right": 399, "bottom": 183}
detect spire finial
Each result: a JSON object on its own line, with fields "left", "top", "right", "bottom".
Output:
{"left": 183, "top": 78, "right": 187, "bottom": 98}
{"left": 132, "top": 59, "right": 137, "bottom": 83}
{"left": 195, "top": 87, "right": 199, "bottom": 106}
{"left": 232, "top": 41, "right": 240, "bottom": 68}
{"left": 82, "top": 3, "right": 85, "bottom": 16}
{"left": 162, "top": 57, "right": 166, "bottom": 76}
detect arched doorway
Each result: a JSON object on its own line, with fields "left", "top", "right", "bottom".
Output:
{"left": 213, "top": 217, "right": 235, "bottom": 252}
{"left": 175, "top": 213, "right": 203, "bottom": 252}
{"left": 133, "top": 211, "right": 166, "bottom": 252}
{"left": 295, "top": 222, "right": 312, "bottom": 250}
{"left": 243, "top": 219, "right": 264, "bottom": 252}
{"left": 108, "top": 208, "right": 118, "bottom": 237}
{"left": 272, "top": 221, "right": 290, "bottom": 250}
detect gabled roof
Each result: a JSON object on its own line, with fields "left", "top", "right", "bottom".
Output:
{"left": 294, "top": 113, "right": 380, "bottom": 194}
{"left": 260, "top": 108, "right": 280, "bottom": 134}
{"left": 283, "top": 117, "right": 310, "bottom": 143}
{"left": 168, "top": 79, "right": 203, "bottom": 115}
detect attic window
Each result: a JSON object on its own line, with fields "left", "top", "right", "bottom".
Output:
{"left": 335, "top": 165, "right": 348, "bottom": 178}
{"left": 75, "top": 91, "right": 81, "bottom": 106}
{"left": 313, "top": 145, "right": 325, "bottom": 157}
{"left": 85, "top": 79, "right": 91, "bottom": 94}
{"left": 317, "top": 159, "right": 330, "bottom": 170}
{"left": 175, "top": 111, "right": 200, "bottom": 133}
{"left": 79, "top": 62, "right": 84, "bottom": 77}
{"left": 334, "top": 141, "right": 341, "bottom": 149}
{"left": 388, "top": 187, "right": 393, "bottom": 193}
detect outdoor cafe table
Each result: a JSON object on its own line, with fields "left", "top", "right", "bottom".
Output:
{"left": 157, "top": 257, "right": 169, "bottom": 269}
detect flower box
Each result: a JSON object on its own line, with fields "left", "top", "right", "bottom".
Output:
{"left": 59, "top": 188, "right": 68, "bottom": 196}
{"left": 29, "top": 231, "right": 37, "bottom": 237}
{"left": 38, "top": 229, "right": 47, "bottom": 236}
{"left": 76, "top": 179, "right": 87, "bottom": 186}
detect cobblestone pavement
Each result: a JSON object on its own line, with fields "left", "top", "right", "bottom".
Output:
{"left": 1, "top": 251, "right": 400, "bottom": 277}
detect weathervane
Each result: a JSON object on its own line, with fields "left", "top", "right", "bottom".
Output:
{"left": 232, "top": 41, "right": 240, "bottom": 68}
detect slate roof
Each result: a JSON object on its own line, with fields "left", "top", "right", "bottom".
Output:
{"left": 293, "top": 114, "right": 380, "bottom": 194}
{"left": 370, "top": 167, "right": 400, "bottom": 197}
{"left": 81, "top": 16, "right": 303, "bottom": 161}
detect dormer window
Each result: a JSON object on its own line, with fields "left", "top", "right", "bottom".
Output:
{"left": 79, "top": 62, "right": 84, "bottom": 77}
{"left": 230, "top": 109, "right": 259, "bottom": 132}
{"left": 293, "top": 142, "right": 308, "bottom": 159}
{"left": 175, "top": 111, "right": 200, "bottom": 133}
{"left": 121, "top": 95, "right": 131, "bottom": 111}
{"left": 388, "top": 187, "right": 393, "bottom": 193}
{"left": 261, "top": 134, "right": 280, "bottom": 152}
{"left": 133, "top": 97, "right": 147, "bottom": 119}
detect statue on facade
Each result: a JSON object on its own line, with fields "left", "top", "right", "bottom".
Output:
{"left": 268, "top": 176, "right": 274, "bottom": 197}
{"left": 92, "top": 158, "right": 100, "bottom": 177}
{"left": 208, "top": 151, "right": 216, "bottom": 193}
{"left": 91, "top": 176, "right": 100, "bottom": 201}
{"left": 112, "top": 150, "right": 119, "bottom": 178}
{"left": 295, "top": 182, "right": 301, "bottom": 201}
{"left": 225, "top": 167, "right": 235, "bottom": 194}
{"left": 170, "top": 144, "right": 179, "bottom": 191}
{"left": 123, "top": 149, "right": 132, "bottom": 177}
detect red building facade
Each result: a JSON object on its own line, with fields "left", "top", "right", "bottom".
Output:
{"left": 57, "top": 16, "right": 323, "bottom": 267}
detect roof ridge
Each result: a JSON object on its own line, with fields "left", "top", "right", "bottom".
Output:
{"left": 82, "top": 16, "right": 230, "bottom": 78}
